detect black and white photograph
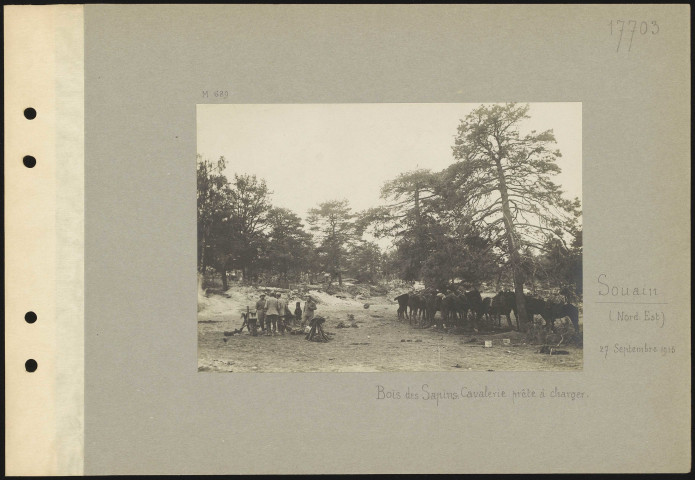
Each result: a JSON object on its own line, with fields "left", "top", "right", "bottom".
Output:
{"left": 197, "top": 103, "right": 583, "bottom": 372}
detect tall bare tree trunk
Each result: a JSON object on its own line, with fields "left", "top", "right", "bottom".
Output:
{"left": 199, "top": 228, "right": 207, "bottom": 274}
{"left": 413, "top": 183, "right": 425, "bottom": 280}
{"left": 197, "top": 272, "right": 205, "bottom": 297}
{"left": 494, "top": 158, "right": 529, "bottom": 331}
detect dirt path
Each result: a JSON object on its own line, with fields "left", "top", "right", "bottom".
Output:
{"left": 198, "top": 286, "right": 582, "bottom": 372}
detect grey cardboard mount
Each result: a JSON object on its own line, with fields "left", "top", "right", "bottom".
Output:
{"left": 3, "top": 4, "right": 690, "bottom": 475}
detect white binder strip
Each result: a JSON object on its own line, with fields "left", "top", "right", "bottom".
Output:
{"left": 4, "top": 6, "right": 84, "bottom": 475}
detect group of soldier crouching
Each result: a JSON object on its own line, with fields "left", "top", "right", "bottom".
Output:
{"left": 241, "top": 292, "right": 317, "bottom": 337}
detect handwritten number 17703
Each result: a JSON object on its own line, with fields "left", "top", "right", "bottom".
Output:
{"left": 610, "top": 20, "right": 659, "bottom": 52}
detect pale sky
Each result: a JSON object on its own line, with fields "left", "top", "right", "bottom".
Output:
{"left": 197, "top": 103, "right": 581, "bottom": 223}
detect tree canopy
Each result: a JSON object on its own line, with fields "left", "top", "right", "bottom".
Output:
{"left": 307, "top": 199, "right": 358, "bottom": 286}
{"left": 198, "top": 103, "right": 582, "bottom": 312}
{"left": 446, "top": 103, "right": 582, "bottom": 328}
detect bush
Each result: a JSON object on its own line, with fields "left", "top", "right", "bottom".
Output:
{"left": 369, "top": 284, "right": 389, "bottom": 296}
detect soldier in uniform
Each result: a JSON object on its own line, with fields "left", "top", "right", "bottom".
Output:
{"left": 294, "top": 301, "right": 302, "bottom": 325}
{"left": 246, "top": 309, "right": 258, "bottom": 336}
{"left": 303, "top": 295, "right": 317, "bottom": 327}
{"left": 264, "top": 293, "right": 280, "bottom": 336}
{"left": 276, "top": 293, "right": 288, "bottom": 335}
{"left": 256, "top": 294, "right": 267, "bottom": 333}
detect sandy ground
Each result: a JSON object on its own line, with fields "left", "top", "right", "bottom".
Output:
{"left": 198, "top": 285, "right": 583, "bottom": 372}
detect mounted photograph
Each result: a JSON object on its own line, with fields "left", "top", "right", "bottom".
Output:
{"left": 197, "top": 103, "right": 583, "bottom": 372}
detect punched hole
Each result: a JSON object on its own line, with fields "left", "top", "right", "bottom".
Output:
{"left": 24, "top": 108, "right": 37, "bottom": 120}
{"left": 25, "top": 311, "right": 37, "bottom": 323}
{"left": 25, "top": 359, "right": 38, "bottom": 372}
{"left": 23, "top": 156, "right": 37, "bottom": 168}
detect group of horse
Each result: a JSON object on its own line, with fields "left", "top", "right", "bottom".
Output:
{"left": 393, "top": 288, "right": 580, "bottom": 333}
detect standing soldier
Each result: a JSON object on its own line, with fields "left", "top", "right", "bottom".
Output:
{"left": 245, "top": 307, "right": 258, "bottom": 336}
{"left": 256, "top": 294, "right": 267, "bottom": 333}
{"left": 277, "top": 293, "right": 287, "bottom": 335}
{"left": 303, "top": 295, "right": 317, "bottom": 327}
{"left": 264, "top": 293, "right": 280, "bottom": 336}
{"left": 294, "top": 301, "right": 302, "bottom": 325}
